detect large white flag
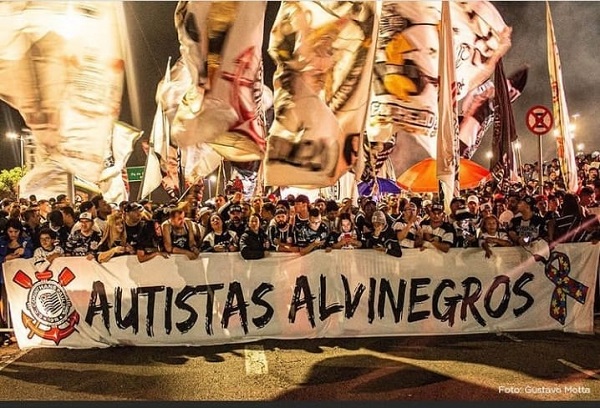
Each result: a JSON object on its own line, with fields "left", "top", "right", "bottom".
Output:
{"left": 0, "top": 2, "right": 124, "bottom": 199}
{"left": 436, "top": 1, "right": 459, "bottom": 211}
{"left": 170, "top": 1, "right": 268, "bottom": 162}
{"left": 265, "top": 1, "right": 379, "bottom": 187}
{"left": 140, "top": 60, "right": 172, "bottom": 200}
{"left": 546, "top": 2, "right": 578, "bottom": 193}
{"left": 368, "top": 1, "right": 511, "bottom": 176}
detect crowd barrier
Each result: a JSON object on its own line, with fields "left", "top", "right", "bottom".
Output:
{"left": 3, "top": 243, "right": 599, "bottom": 349}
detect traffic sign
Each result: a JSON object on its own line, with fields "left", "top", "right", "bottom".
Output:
{"left": 126, "top": 166, "right": 145, "bottom": 182}
{"left": 526, "top": 105, "right": 553, "bottom": 135}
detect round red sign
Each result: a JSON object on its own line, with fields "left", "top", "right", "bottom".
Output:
{"left": 526, "top": 105, "right": 554, "bottom": 135}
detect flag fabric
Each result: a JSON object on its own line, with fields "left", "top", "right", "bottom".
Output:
{"left": 139, "top": 60, "right": 172, "bottom": 200}
{"left": 98, "top": 122, "right": 143, "bottom": 204}
{"left": 170, "top": 1, "right": 268, "bottom": 163}
{"left": 490, "top": 58, "right": 518, "bottom": 183}
{"left": 368, "top": 1, "right": 511, "bottom": 177}
{"left": 436, "top": 1, "right": 459, "bottom": 212}
{"left": 546, "top": 2, "right": 578, "bottom": 192}
{"left": 264, "top": 1, "right": 379, "bottom": 187}
{"left": 459, "top": 67, "right": 528, "bottom": 158}
{"left": 0, "top": 2, "right": 124, "bottom": 200}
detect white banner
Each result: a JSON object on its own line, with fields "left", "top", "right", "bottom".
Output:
{"left": 3, "top": 244, "right": 598, "bottom": 349}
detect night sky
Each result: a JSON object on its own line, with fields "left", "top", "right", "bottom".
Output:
{"left": 1, "top": 1, "right": 598, "bottom": 172}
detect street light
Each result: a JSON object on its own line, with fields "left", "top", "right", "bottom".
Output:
{"left": 5, "top": 131, "right": 24, "bottom": 168}
{"left": 485, "top": 151, "right": 493, "bottom": 159}
{"left": 577, "top": 143, "right": 585, "bottom": 152}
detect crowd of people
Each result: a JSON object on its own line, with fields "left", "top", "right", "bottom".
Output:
{"left": 1, "top": 153, "right": 600, "bottom": 345}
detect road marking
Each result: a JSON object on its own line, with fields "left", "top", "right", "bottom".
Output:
{"left": 500, "top": 333, "right": 522, "bottom": 343}
{"left": 558, "top": 359, "right": 600, "bottom": 380}
{"left": 496, "top": 332, "right": 523, "bottom": 342}
{"left": 0, "top": 349, "right": 30, "bottom": 372}
{"left": 244, "top": 345, "right": 268, "bottom": 375}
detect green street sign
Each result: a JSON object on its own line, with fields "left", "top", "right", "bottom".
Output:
{"left": 126, "top": 166, "right": 145, "bottom": 182}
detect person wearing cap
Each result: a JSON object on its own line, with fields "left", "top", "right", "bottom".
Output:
{"left": 162, "top": 206, "right": 200, "bottom": 259}
{"left": 268, "top": 208, "right": 295, "bottom": 252}
{"left": 124, "top": 202, "right": 146, "bottom": 248}
{"left": 195, "top": 207, "right": 214, "bottom": 242}
{"left": 507, "top": 195, "right": 548, "bottom": 247}
{"left": 363, "top": 210, "right": 401, "bottom": 257}
{"left": 447, "top": 197, "right": 466, "bottom": 225}
{"left": 64, "top": 211, "right": 102, "bottom": 259}
{"left": 122, "top": 202, "right": 163, "bottom": 262}
{"left": 392, "top": 201, "right": 421, "bottom": 249}
{"left": 226, "top": 204, "right": 247, "bottom": 237}
{"left": 466, "top": 195, "right": 481, "bottom": 226}
{"left": 452, "top": 205, "right": 478, "bottom": 248}
{"left": 217, "top": 191, "right": 243, "bottom": 223}
{"left": 70, "top": 201, "right": 100, "bottom": 235}
{"left": 417, "top": 202, "right": 454, "bottom": 253}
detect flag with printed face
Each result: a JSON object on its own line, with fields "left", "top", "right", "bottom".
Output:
{"left": 264, "top": 1, "right": 379, "bottom": 188}
{"left": 368, "top": 1, "right": 511, "bottom": 176}
{"left": 170, "top": 1, "right": 268, "bottom": 163}
{"left": 546, "top": 2, "right": 578, "bottom": 193}
{"left": 436, "top": 1, "right": 459, "bottom": 211}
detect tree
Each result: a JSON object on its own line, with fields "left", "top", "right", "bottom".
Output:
{"left": 0, "top": 167, "right": 25, "bottom": 200}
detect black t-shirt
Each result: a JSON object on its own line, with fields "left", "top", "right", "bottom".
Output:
{"left": 125, "top": 221, "right": 146, "bottom": 250}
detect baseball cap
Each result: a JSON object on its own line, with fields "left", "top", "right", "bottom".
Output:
{"left": 467, "top": 195, "right": 479, "bottom": 205}
{"left": 79, "top": 212, "right": 93, "bottom": 221}
{"left": 371, "top": 210, "right": 387, "bottom": 224}
{"left": 455, "top": 207, "right": 473, "bottom": 221}
{"left": 125, "top": 202, "right": 144, "bottom": 213}
{"left": 198, "top": 207, "right": 212, "bottom": 218}
{"left": 451, "top": 197, "right": 466, "bottom": 206}
{"left": 228, "top": 204, "right": 242, "bottom": 213}
{"left": 275, "top": 208, "right": 287, "bottom": 216}
{"left": 520, "top": 195, "right": 536, "bottom": 210}
{"left": 431, "top": 202, "right": 444, "bottom": 213}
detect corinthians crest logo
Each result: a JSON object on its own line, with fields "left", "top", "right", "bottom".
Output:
{"left": 13, "top": 268, "right": 80, "bottom": 344}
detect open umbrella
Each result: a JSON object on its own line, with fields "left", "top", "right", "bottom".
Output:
{"left": 397, "top": 158, "right": 490, "bottom": 193}
{"left": 357, "top": 177, "right": 401, "bottom": 197}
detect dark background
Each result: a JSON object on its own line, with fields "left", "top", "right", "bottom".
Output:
{"left": 1, "top": 2, "right": 597, "bottom": 172}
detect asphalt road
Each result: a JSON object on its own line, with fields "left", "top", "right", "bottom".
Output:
{"left": 0, "top": 323, "right": 599, "bottom": 401}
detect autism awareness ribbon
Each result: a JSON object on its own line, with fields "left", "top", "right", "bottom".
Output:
{"left": 544, "top": 252, "right": 589, "bottom": 325}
